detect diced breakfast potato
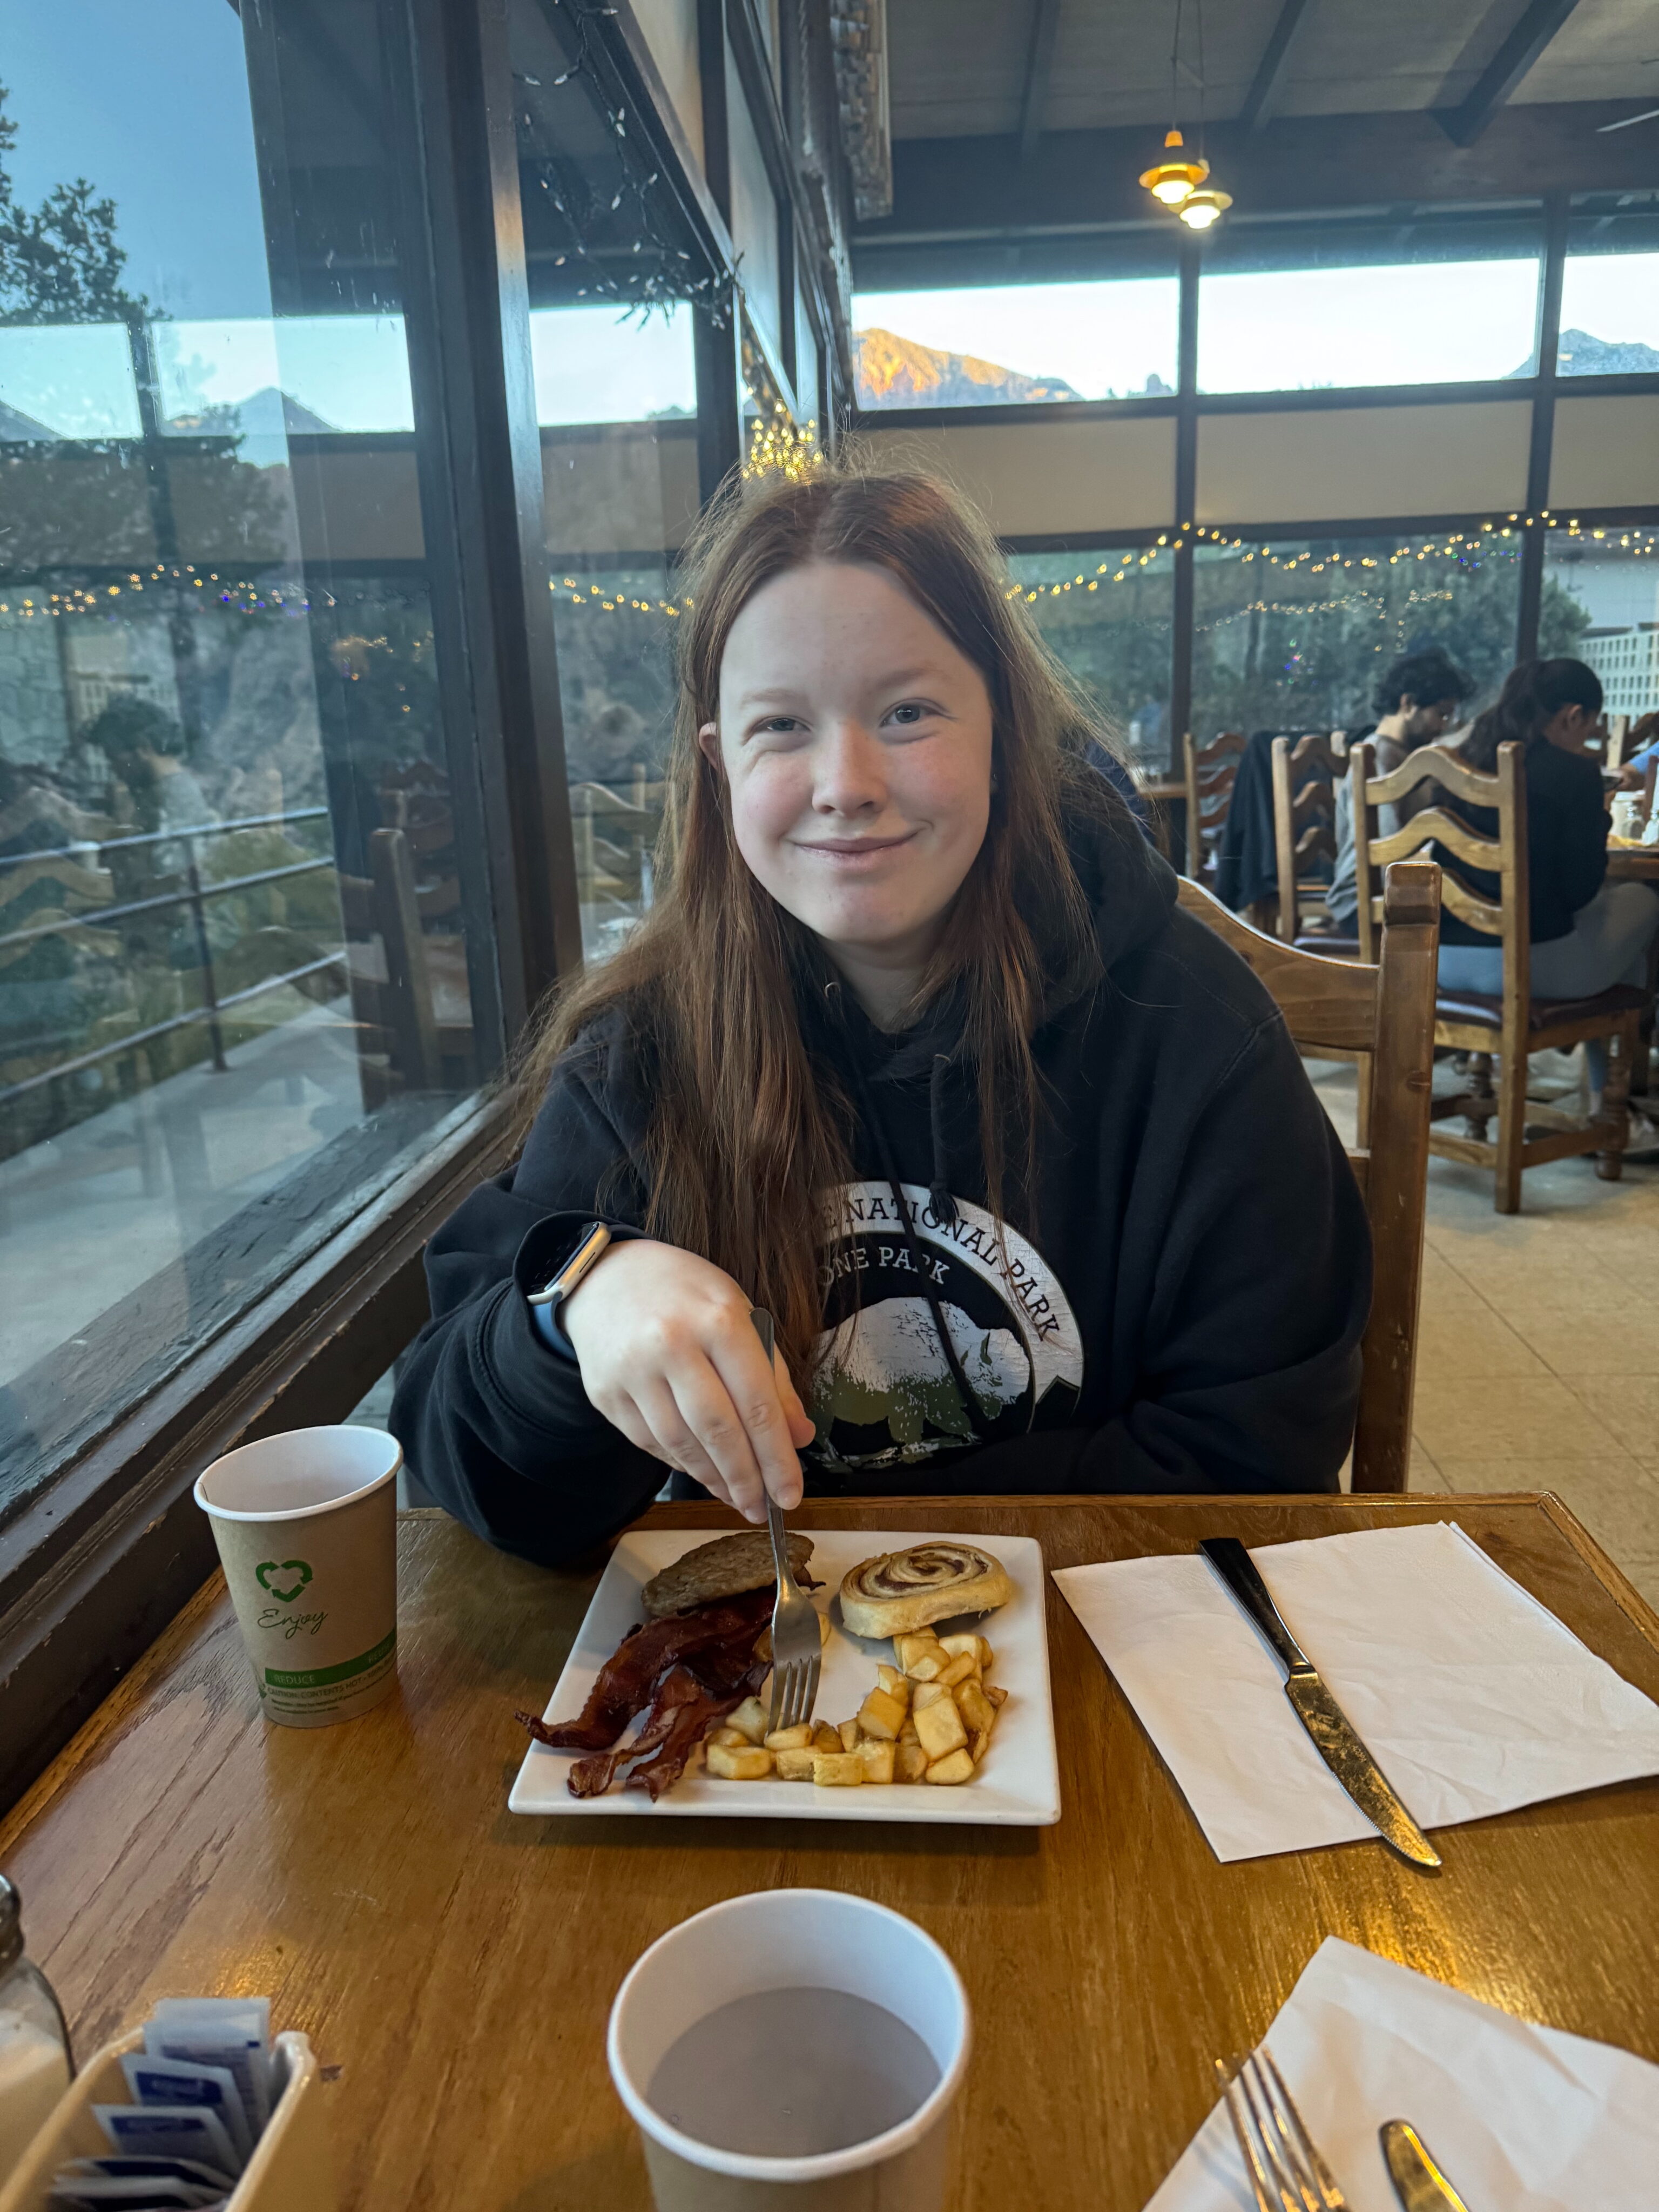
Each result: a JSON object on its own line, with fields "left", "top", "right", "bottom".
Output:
{"left": 894, "top": 1742, "right": 930, "bottom": 1783}
{"left": 938, "top": 1634, "right": 981, "bottom": 1662}
{"left": 895, "top": 1633, "right": 943, "bottom": 1675}
{"left": 911, "top": 1681, "right": 950, "bottom": 1712}
{"left": 812, "top": 1751, "right": 865, "bottom": 1787}
{"left": 925, "top": 1749, "right": 975, "bottom": 1786}
{"left": 984, "top": 1684, "right": 1008, "bottom": 1710}
{"left": 905, "top": 1646, "right": 947, "bottom": 1683}
{"left": 977, "top": 1638, "right": 995, "bottom": 1670}
{"left": 875, "top": 1664, "right": 912, "bottom": 1704}
{"left": 707, "top": 1741, "right": 773, "bottom": 1781}
{"left": 707, "top": 1725, "right": 750, "bottom": 1749}
{"left": 899, "top": 1717, "right": 920, "bottom": 1745}
{"left": 813, "top": 1722, "right": 843, "bottom": 1755}
{"left": 935, "top": 1652, "right": 977, "bottom": 1691}
{"left": 969, "top": 1727, "right": 993, "bottom": 1765}
{"left": 838, "top": 1718, "right": 860, "bottom": 1754}
{"left": 727, "top": 1697, "right": 769, "bottom": 1744}
{"left": 764, "top": 1723, "right": 814, "bottom": 1752}
{"left": 956, "top": 1680, "right": 995, "bottom": 1736}
{"left": 912, "top": 1695, "right": 968, "bottom": 1762}
{"left": 855, "top": 1738, "right": 896, "bottom": 1784}
{"left": 857, "top": 1687, "right": 907, "bottom": 1741}
{"left": 775, "top": 1747, "right": 818, "bottom": 1782}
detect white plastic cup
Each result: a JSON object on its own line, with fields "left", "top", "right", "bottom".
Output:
{"left": 608, "top": 1889, "right": 971, "bottom": 2212}
{"left": 193, "top": 1426, "right": 400, "bottom": 1729}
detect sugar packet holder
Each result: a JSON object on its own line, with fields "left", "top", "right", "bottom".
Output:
{"left": 0, "top": 2030, "right": 331, "bottom": 2212}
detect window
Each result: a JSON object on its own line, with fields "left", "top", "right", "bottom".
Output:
{"left": 1190, "top": 529, "right": 1526, "bottom": 739}
{"left": 1544, "top": 525, "right": 1659, "bottom": 719}
{"left": 1196, "top": 208, "right": 1543, "bottom": 395}
{"left": 510, "top": 0, "right": 711, "bottom": 965}
{"left": 853, "top": 275, "right": 1181, "bottom": 410}
{"left": 1006, "top": 548, "right": 1176, "bottom": 772}
{"left": 0, "top": 4, "right": 493, "bottom": 1516}
{"left": 1560, "top": 193, "right": 1659, "bottom": 377}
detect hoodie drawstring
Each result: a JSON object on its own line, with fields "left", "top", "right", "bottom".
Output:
{"left": 825, "top": 983, "right": 992, "bottom": 1446}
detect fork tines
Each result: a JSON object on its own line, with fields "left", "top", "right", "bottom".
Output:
{"left": 1215, "top": 2048, "right": 1348, "bottom": 2212}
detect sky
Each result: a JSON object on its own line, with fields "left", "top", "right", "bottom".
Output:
{"left": 854, "top": 281, "right": 1181, "bottom": 398}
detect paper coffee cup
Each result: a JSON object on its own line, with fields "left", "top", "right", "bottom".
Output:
{"left": 608, "top": 1889, "right": 970, "bottom": 2212}
{"left": 194, "top": 1426, "right": 400, "bottom": 1729}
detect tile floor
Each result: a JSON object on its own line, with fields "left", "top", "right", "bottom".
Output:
{"left": 1308, "top": 1060, "right": 1659, "bottom": 1608}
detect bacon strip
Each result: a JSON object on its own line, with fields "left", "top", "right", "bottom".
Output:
{"left": 564, "top": 1656, "right": 768, "bottom": 1800}
{"left": 518, "top": 1586, "right": 774, "bottom": 1752}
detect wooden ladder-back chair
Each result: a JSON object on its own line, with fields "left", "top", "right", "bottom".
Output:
{"left": 1176, "top": 861, "right": 1440, "bottom": 1494}
{"left": 1271, "top": 731, "right": 1344, "bottom": 945}
{"left": 1351, "top": 739, "right": 1642, "bottom": 1214}
{"left": 1182, "top": 729, "right": 1247, "bottom": 885}
{"left": 339, "top": 827, "right": 476, "bottom": 1106}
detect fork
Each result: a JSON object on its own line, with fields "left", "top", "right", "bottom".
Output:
{"left": 1215, "top": 2048, "right": 1348, "bottom": 2212}
{"left": 750, "top": 1309, "right": 821, "bottom": 1735}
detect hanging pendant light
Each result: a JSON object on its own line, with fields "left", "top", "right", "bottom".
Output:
{"left": 1178, "top": 186, "right": 1233, "bottom": 229}
{"left": 1139, "top": 128, "right": 1208, "bottom": 208}
{"left": 1142, "top": 0, "right": 1231, "bottom": 229}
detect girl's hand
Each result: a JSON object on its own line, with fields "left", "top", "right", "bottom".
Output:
{"left": 561, "top": 1239, "right": 814, "bottom": 1520}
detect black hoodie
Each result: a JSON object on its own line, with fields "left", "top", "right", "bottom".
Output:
{"left": 390, "top": 803, "right": 1370, "bottom": 1566}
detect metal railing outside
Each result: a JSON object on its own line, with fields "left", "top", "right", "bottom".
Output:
{"left": 0, "top": 807, "right": 346, "bottom": 1108}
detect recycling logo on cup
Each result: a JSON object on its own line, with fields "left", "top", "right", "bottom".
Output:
{"left": 255, "top": 1558, "right": 314, "bottom": 1604}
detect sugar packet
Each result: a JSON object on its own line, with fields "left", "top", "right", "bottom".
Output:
{"left": 144, "top": 2000, "right": 271, "bottom": 2134}
{"left": 119, "top": 2054, "right": 252, "bottom": 2166}
{"left": 91, "top": 2105, "right": 238, "bottom": 2180}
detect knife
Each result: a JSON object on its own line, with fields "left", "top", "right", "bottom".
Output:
{"left": 1380, "top": 2120, "right": 1472, "bottom": 2211}
{"left": 1198, "top": 1536, "right": 1441, "bottom": 1870}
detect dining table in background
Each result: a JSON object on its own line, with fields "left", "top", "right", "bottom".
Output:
{"left": 1605, "top": 838, "right": 1659, "bottom": 884}
{"left": 3, "top": 1494, "right": 1656, "bottom": 2212}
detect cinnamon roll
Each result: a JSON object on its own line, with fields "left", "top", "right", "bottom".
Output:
{"left": 838, "top": 1542, "right": 1011, "bottom": 1640}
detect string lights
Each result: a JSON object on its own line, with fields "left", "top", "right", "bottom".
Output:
{"left": 2, "top": 523, "right": 1648, "bottom": 629}
{"left": 741, "top": 400, "right": 825, "bottom": 483}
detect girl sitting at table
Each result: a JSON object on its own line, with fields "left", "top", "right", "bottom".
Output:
{"left": 1433, "top": 658, "right": 1659, "bottom": 1152}
{"left": 392, "top": 464, "right": 1370, "bottom": 1563}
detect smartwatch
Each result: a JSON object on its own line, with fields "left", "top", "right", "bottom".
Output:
{"left": 526, "top": 1219, "right": 613, "bottom": 1352}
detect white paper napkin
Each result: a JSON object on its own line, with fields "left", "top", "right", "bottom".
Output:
{"left": 1051, "top": 1521, "right": 1659, "bottom": 1861}
{"left": 1145, "top": 1937, "right": 1659, "bottom": 2212}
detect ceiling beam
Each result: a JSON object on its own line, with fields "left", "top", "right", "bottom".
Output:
{"left": 1019, "top": 0, "right": 1064, "bottom": 160}
{"left": 1238, "top": 0, "right": 1316, "bottom": 136}
{"left": 1436, "top": 0, "right": 1581, "bottom": 149}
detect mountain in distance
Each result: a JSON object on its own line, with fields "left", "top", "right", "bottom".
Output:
{"left": 1506, "top": 328, "right": 1659, "bottom": 377}
{"left": 165, "top": 387, "right": 339, "bottom": 437}
{"left": 854, "top": 327, "right": 1084, "bottom": 408}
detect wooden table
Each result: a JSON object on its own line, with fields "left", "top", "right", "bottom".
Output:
{"left": 5, "top": 1495, "right": 1657, "bottom": 2211}
{"left": 1607, "top": 839, "right": 1659, "bottom": 882}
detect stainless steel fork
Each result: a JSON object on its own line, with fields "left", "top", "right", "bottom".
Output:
{"left": 750, "top": 1309, "right": 821, "bottom": 1735}
{"left": 1215, "top": 2048, "right": 1348, "bottom": 2212}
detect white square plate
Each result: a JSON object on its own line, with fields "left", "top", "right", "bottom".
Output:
{"left": 508, "top": 1527, "right": 1060, "bottom": 1825}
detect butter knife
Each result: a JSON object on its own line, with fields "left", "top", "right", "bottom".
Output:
{"left": 1198, "top": 1536, "right": 1441, "bottom": 1869}
{"left": 1380, "top": 2120, "right": 1472, "bottom": 2211}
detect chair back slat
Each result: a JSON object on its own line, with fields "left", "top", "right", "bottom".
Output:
{"left": 1371, "top": 805, "right": 1502, "bottom": 874}
{"left": 1270, "top": 731, "right": 1343, "bottom": 942}
{"left": 1183, "top": 730, "right": 1248, "bottom": 881}
{"left": 1365, "top": 741, "right": 1500, "bottom": 810}
{"left": 1435, "top": 874, "right": 1506, "bottom": 938}
{"left": 1176, "top": 862, "right": 1440, "bottom": 1491}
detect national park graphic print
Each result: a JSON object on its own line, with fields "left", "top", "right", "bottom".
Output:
{"left": 807, "top": 1181, "right": 1083, "bottom": 1471}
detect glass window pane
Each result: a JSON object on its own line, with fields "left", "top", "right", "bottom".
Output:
{"left": 1006, "top": 548, "right": 1176, "bottom": 772}
{"left": 1191, "top": 529, "right": 1524, "bottom": 737}
{"left": 1560, "top": 192, "right": 1659, "bottom": 376}
{"left": 0, "top": 4, "right": 491, "bottom": 1514}
{"left": 509, "top": 0, "right": 713, "bottom": 965}
{"left": 1543, "top": 524, "right": 1659, "bottom": 720}
{"left": 853, "top": 278, "right": 1180, "bottom": 409}
{"left": 1197, "top": 209, "right": 1543, "bottom": 395}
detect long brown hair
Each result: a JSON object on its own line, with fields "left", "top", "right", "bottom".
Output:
{"left": 1460, "top": 657, "right": 1603, "bottom": 772}
{"left": 515, "top": 458, "right": 1117, "bottom": 1385}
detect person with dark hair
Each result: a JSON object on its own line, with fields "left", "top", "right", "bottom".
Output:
{"left": 1438, "top": 658, "right": 1659, "bottom": 1148}
{"left": 1326, "top": 649, "right": 1475, "bottom": 932}
{"left": 390, "top": 462, "right": 1370, "bottom": 1564}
